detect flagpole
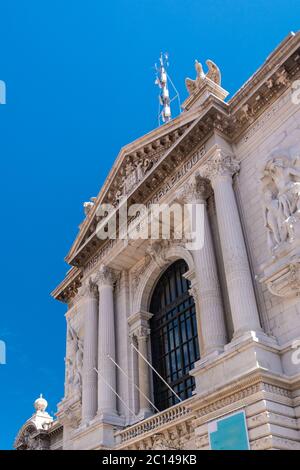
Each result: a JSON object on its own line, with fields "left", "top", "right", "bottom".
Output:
{"left": 130, "top": 343, "right": 182, "bottom": 403}
{"left": 107, "top": 354, "right": 160, "bottom": 413}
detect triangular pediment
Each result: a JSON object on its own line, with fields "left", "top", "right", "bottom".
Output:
{"left": 66, "top": 113, "right": 198, "bottom": 264}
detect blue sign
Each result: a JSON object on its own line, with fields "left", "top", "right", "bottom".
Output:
{"left": 208, "top": 410, "right": 250, "bottom": 450}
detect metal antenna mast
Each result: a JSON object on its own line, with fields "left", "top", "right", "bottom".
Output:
{"left": 155, "top": 52, "right": 181, "bottom": 126}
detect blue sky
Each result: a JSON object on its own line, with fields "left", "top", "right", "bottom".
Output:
{"left": 0, "top": 0, "right": 299, "bottom": 450}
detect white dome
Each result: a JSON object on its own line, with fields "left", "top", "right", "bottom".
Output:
{"left": 34, "top": 394, "right": 48, "bottom": 412}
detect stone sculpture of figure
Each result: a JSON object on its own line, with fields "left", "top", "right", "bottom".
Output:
{"left": 262, "top": 189, "right": 283, "bottom": 250}
{"left": 143, "top": 158, "right": 153, "bottom": 173}
{"left": 265, "top": 156, "right": 300, "bottom": 216}
{"left": 136, "top": 158, "right": 151, "bottom": 182}
{"left": 186, "top": 59, "right": 221, "bottom": 94}
{"left": 262, "top": 153, "right": 300, "bottom": 251}
{"left": 67, "top": 323, "right": 83, "bottom": 396}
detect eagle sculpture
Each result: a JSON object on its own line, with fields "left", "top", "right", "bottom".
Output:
{"left": 185, "top": 59, "right": 221, "bottom": 94}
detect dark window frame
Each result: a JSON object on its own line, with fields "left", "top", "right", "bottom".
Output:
{"left": 150, "top": 259, "right": 200, "bottom": 411}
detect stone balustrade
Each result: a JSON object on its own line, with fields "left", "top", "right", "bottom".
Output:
{"left": 115, "top": 399, "right": 193, "bottom": 445}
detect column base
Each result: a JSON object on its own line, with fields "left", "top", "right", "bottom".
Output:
{"left": 193, "top": 348, "right": 224, "bottom": 370}
{"left": 191, "top": 330, "right": 282, "bottom": 396}
{"left": 94, "top": 410, "right": 125, "bottom": 427}
{"left": 225, "top": 330, "right": 278, "bottom": 352}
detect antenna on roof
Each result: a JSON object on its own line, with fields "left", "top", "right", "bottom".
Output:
{"left": 155, "top": 52, "right": 181, "bottom": 126}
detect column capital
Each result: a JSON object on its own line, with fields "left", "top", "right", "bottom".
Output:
{"left": 203, "top": 149, "right": 240, "bottom": 184}
{"left": 93, "top": 265, "right": 115, "bottom": 288}
{"left": 134, "top": 326, "right": 151, "bottom": 341}
{"left": 78, "top": 276, "right": 98, "bottom": 300}
{"left": 177, "top": 174, "right": 211, "bottom": 204}
{"left": 128, "top": 311, "right": 153, "bottom": 342}
{"left": 188, "top": 285, "right": 200, "bottom": 305}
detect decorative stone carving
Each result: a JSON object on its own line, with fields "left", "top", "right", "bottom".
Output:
{"left": 16, "top": 427, "right": 49, "bottom": 450}
{"left": 93, "top": 264, "right": 115, "bottom": 287}
{"left": 186, "top": 60, "right": 221, "bottom": 94}
{"left": 131, "top": 256, "right": 152, "bottom": 292}
{"left": 135, "top": 326, "right": 151, "bottom": 340}
{"left": 177, "top": 174, "right": 211, "bottom": 203}
{"left": 275, "top": 67, "right": 290, "bottom": 87}
{"left": 152, "top": 433, "right": 179, "bottom": 450}
{"left": 146, "top": 240, "right": 169, "bottom": 269}
{"left": 261, "top": 153, "right": 300, "bottom": 252}
{"left": 259, "top": 259, "right": 300, "bottom": 298}
{"left": 195, "top": 434, "right": 209, "bottom": 449}
{"left": 259, "top": 153, "right": 300, "bottom": 297}
{"left": 202, "top": 151, "right": 240, "bottom": 182}
{"left": 78, "top": 276, "right": 98, "bottom": 299}
{"left": 83, "top": 197, "right": 96, "bottom": 216}
{"left": 14, "top": 396, "right": 53, "bottom": 450}
{"left": 66, "top": 322, "right": 83, "bottom": 398}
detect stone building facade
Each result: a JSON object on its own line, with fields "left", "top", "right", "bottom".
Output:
{"left": 15, "top": 32, "right": 300, "bottom": 450}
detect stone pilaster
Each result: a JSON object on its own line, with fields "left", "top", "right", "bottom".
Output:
{"left": 136, "top": 327, "right": 152, "bottom": 418}
{"left": 80, "top": 278, "right": 98, "bottom": 423}
{"left": 204, "top": 149, "right": 262, "bottom": 337}
{"left": 128, "top": 311, "right": 153, "bottom": 419}
{"left": 94, "top": 265, "right": 118, "bottom": 419}
{"left": 181, "top": 175, "right": 227, "bottom": 356}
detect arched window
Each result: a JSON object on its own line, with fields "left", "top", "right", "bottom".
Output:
{"left": 150, "top": 259, "right": 200, "bottom": 411}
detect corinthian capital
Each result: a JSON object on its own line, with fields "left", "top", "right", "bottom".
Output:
{"left": 78, "top": 277, "right": 98, "bottom": 299}
{"left": 202, "top": 150, "right": 240, "bottom": 183}
{"left": 136, "top": 326, "right": 151, "bottom": 340}
{"left": 93, "top": 264, "right": 115, "bottom": 288}
{"left": 177, "top": 174, "right": 211, "bottom": 203}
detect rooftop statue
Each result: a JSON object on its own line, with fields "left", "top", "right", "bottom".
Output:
{"left": 185, "top": 59, "right": 221, "bottom": 94}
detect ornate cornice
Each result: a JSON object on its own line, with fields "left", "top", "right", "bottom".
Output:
{"left": 51, "top": 267, "right": 82, "bottom": 304}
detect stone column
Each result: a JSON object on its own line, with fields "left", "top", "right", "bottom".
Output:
{"left": 95, "top": 265, "right": 118, "bottom": 418}
{"left": 80, "top": 278, "right": 98, "bottom": 423}
{"left": 136, "top": 327, "right": 152, "bottom": 418}
{"left": 182, "top": 176, "right": 227, "bottom": 356}
{"left": 205, "top": 150, "right": 262, "bottom": 337}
